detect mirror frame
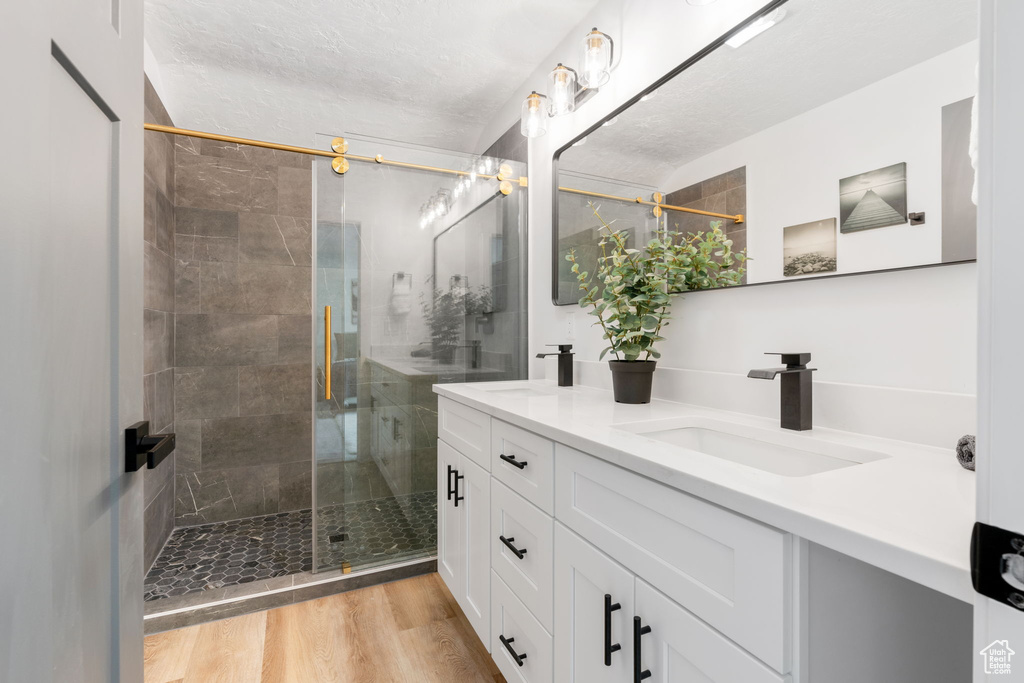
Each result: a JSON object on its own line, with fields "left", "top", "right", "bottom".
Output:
{"left": 550, "top": 0, "right": 975, "bottom": 305}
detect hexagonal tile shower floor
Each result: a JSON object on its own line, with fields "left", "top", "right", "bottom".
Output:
{"left": 144, "top": 491, "right": 436, "bottom": 603}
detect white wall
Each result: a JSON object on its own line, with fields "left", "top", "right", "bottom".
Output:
{"left": 660, "top": 42, "right": 977, "bottom": 283}
{"left": 496, "top": 0, "right": 977, "bottom": 449}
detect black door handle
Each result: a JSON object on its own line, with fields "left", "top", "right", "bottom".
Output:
{"left": 499, "top": 535, "right": 527, "bottom": 559}
{"left": 499, "top": 635, "right": 527, "bottom": 667}
{"left": 633, "top": 616, "right": 651, "bottom": 681}
{"left": 453, "top": 470, "right": 464, "bottom": 507}
{"left": 446, "top": 464, "right": 455, "bottom": 501}
{"left": 604, "top": 594, "right": 622, "bottom": 666}
{"left": 499, "top": 453, "right": 528, "bottom": 470}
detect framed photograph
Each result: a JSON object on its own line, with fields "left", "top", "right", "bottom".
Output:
{"left": 784, "top": 218, "right": 837, "bottom": 277}
{"left": 839, "top": 162, "right": 907, "bottom": 233}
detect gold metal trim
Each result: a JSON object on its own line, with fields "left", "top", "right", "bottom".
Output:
{"left": 324, "top": 306, "right": 332, "bottom": 401}
{"left": 499, "top": 180, "right": 513, "bottom": 196}
{"left": 143, "top": 123, "right": 523, "bottom": 183}
{"left": 331, "top": 157, "right": 350, "bottom": 175}
{"left": 331, "top": 137, "right": 349, "bottom": 154}
{"left": 558, "top": 185, "right": 744, "bottom": 224}
{"left": 652, "top": 205, "right": 663, "bottom": 218}
{"left": 497, "top": 163, "right": 513, "bottom": 181}
{"left": 652, "top": 192, "right": 663, "bottom": 204}
{"left": 519, "top": 176, "right": 529, "bottom": 187}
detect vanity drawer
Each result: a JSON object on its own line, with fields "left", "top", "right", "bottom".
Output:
{"left": 555, "top": 444, "right": 791, "bottom": 673}
{"left": 438, "top": 397, "right": 490, "bottom": 470}
{"left": 491, "top": 570, "right": 553, "bottom": 683}
{"left": 491, "top": 419, "right": 555, "bottom": 514}
{"left": 491, "top": 480, "right": 554, "bottom": 632}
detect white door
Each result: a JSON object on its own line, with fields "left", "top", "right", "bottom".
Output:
{"left": 975, "top": 2, "right": 1024, "bottom": 679}
{"left": 0, "top": 1, "right": 144, "bottom": 681}
{"left": 634, "top": 580, "right": 783, "bottom": 683}
{"left": 554, "top": 523, "right": 635, "bottom": 683}
{"left": 460, "top": 454, "right": 492, "bottom": 647}
{"left": 437, "top": 439, "right": 463, "bottom": 593}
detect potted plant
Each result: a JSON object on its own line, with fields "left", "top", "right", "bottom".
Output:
{"left": 566, "top": 207, "right": 747, "bottom": 403}
{"left": 420, "top": 281, "right": 492, "bottom": 364}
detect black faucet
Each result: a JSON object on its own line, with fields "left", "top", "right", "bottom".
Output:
{"left": 536, "top": 344, "right": 574, "bottom": 387}
{"left": 747, "top": 352, "right": 816, "bottom": 431}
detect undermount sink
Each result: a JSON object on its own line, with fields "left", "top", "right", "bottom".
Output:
{"left": 620, "top": 417, "right": 888, "bottom": 477}
{"left": 474, "top": 383, "right": 560, "bottom": 398}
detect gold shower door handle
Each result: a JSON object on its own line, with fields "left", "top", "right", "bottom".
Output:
{"left": 325, "top": 305, "right": 332, "bottom": 400}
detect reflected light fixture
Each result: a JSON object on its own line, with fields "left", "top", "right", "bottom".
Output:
{"left": 603, "top": 116, "right": 618, "bottom": 127}
{"left": 726, "top": 8, "right": 786, "bottom": 48}
{"left": 640, "top": 89, "right": 657, "bottom": 102}
{"left": 520, "top": 91, "right": 548, "bottom": 138}
{"left": 548, "top": 63, "right": 578, "bottom": 116}
{"left": 573, "top": 136, "right": 587, "bottom": 147}
{"left": 579, "top": 28, "right": 613, "bottom": 88}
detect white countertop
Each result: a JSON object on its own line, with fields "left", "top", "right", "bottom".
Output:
{"left": 434, "top": 379, "right": 976, "bottom": 604}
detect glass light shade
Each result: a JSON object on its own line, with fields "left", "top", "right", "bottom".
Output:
{"left": 547, "top": 64, "right": 577, "bottom": 116}
{"left": 520, "top": 91, "right": 548, "bottom": 138}
{"left": 579, "top": 28, "right": 613, "bottom": 89}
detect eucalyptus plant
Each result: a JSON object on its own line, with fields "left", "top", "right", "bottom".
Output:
{"left": 420, "top": 282, "right": 492, "bottom": 361}
{"left": 566, "top": 206, "right": 747, "bottom": 362}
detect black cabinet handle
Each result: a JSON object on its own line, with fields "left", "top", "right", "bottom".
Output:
{"left": 633, "top": 616, "right": 651, "bottom": 682}
{"left": 604, "top": 594, "right": 622, "bottom": 666}
{"left": 454, "top": 470, "right": 464, "bottom": 507}
{"left": 499, "top": 635, "right": 527, "bottom": 667}
{"left": 499, "top": 453, "right": 528, "bottom": 470}
{"left": 499, "top": 535, "right": 527, "bottom": 559}
{"left": 446, "top": 464, "right": 455, "bottom": 501}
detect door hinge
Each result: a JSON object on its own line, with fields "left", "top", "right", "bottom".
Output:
{"left": 971, "top": 521, "right": 1024, "bottom": 611}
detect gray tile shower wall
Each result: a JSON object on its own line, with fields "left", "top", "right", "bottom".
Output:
{"left": 665, "top": 166, "right": 747, "bottom": 283}
{"left": 143, "top": 77, "right": 177, "bottom": 572}
{"left": 172, "top": 134, "right": 313, "bottom": 526}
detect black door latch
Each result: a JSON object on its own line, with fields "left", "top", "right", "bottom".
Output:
{"left": 125, "top": 421, "right": 175, "bottom": 472}
{"left": 971, "top": 521, "right": 1024, "bottom": 611}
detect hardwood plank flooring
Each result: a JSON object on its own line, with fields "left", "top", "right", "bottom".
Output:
{"left": 144, "top": 573, "right": 505, "bottom": 683}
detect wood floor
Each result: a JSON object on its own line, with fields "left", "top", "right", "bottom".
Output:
{"left": 144, "top": 573, "right": 505, "bottom": 683}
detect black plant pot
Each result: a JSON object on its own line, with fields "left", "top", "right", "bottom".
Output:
{"left": 609, "top": 360, "right": 657, "bottom": 404}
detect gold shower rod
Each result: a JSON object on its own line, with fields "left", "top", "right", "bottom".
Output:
{"left": 143, "top": 123, "right": 528, "bottom": 190}
{"left": 558, "top": 185, "right": 744, "bottom": 224}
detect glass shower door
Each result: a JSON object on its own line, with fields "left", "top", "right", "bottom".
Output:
{"left": 312, "top": 134, "right": 526, "bottom": 574}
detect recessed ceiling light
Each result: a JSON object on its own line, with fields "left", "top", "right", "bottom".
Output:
{"left": 640, "top": 90, "right": 657, "bottom": 102}
{"left": 726, "top": 8, "right": 786, "bottom": 48}
{"left": 603, "top": 117, "right": 618, "bottom": 127}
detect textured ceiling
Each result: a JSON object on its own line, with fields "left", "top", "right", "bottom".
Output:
{"left": 145, "top": 0, "right": 601, "bottom": 151}
{"left": 560, "top": 0, "right": 978, "bottom": 187}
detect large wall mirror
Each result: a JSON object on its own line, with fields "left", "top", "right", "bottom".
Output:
{"left": 553, "top": 0, "right": 978, "bottom": 304}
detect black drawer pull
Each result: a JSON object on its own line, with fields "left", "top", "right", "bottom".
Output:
{"left": 633, "top": 616, "right": 651, "bottom": 682}
{"left": 499, "top": 453, "right": 528, "bottom": 470}
{"left": 604, "top": 594, "right": 622, "bottom": 666}
{"left": 499, "top": 535, "right": 527, "bottom": 559}
{"left": 499, "top": 635, "right": 527, "bottom": 667}
{"left": 454, "top": 470, "right": 464, "bottom": 507}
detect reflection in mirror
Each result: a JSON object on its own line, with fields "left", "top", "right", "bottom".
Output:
{"left": 553, "top": 0, "right": 978, "bottom": 304}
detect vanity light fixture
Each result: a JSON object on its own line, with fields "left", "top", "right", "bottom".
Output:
{"left": 579, "top": 28, "right": 614, "bottom": 89}
{"left": 548, "top": 63, "right": 578, "bottom": 116}
{"left": 521, "top": 91, "right": 548, "bottom": 138}
{"left": 519, "top": 27, "right": 617, "bottom": 138}
{"left": 726, "top": 8, "right": 786, "bottom": 48}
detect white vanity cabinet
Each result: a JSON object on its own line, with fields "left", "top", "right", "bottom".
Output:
{"left": 437, "top": 397, "right": 799, "bottom": 682}
{"left": 436, "top": 399, "right": 492, "bottom": 649}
